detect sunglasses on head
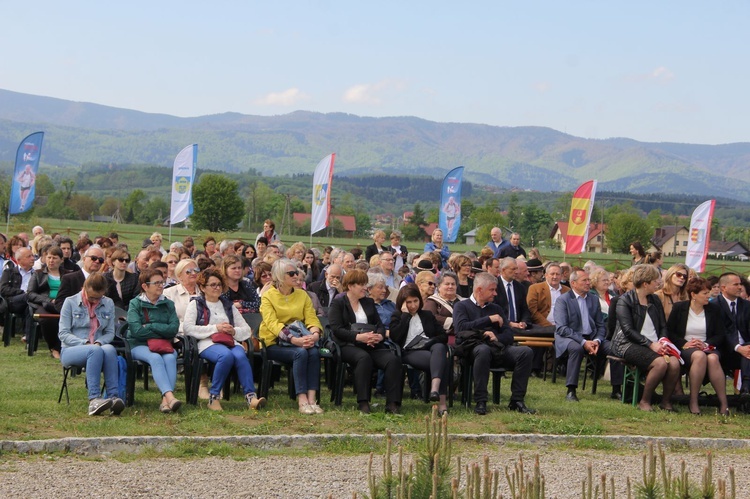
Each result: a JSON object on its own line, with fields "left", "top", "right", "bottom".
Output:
{"left": 88, "top": 256, "right": 105, "bottom": 263}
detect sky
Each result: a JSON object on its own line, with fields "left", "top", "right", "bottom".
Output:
{"left": 1, "top": 1, "right": 748, "bottom": 145}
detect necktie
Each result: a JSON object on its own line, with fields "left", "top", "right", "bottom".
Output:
{"left": 579, "top": 295, "right": 591, "bottom": 337}
{"left": 507, "top": 282, "right": 516, "bottom": 322}
{"left": 731, "top": 301, "right": 736, "bottom": 317}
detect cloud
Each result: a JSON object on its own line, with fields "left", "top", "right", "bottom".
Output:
{"left": 650, "top": 66, "right": 675, "bottom": 82}
{"left": 254, "top": 88, "right": 309, "bottom": 106}
{"left": 626, "top": 66, "right": 676, "bottom": 84}
{"left": 533, "top": 82, "right": 551, "bottom": 93}
{"left": 342, "top": 79, "right": 407, "bottom": 105}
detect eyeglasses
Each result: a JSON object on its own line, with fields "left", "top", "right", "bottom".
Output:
{"left": 115, "top": 258, "right": 131, "bottom": 263}
{"left": 260, "top": 272, "right": 272, "bottom": 278}
{"left": 675, "top": 272, "right": 687, "bottom": 279}
{"left": 166, "top": 260, "right": 178, "bottom": 265}
{"left": 184, "top": 269, "right": 200, "bottom": 275}
{"left": 205, "top": 283, "right": 223, "bottom": 289}
{"left": 286, "top": 270, "right": 299, "bottom": 277}
{"left": 88, "top": 256, "right": 105, "bottom": 263}
{"left": 146, "top": 281, "right": 165, "bottom": 287}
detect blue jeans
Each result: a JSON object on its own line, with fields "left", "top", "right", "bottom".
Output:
{"left": 130, "top": 345, "right": 177, "bottom": 396}
{"left": 200, "top": 344, "right": 257, "bottom": 396}
{"left": 267, "top": 345, "right": 320, "bottom": 395}
{"left": 60, "top": 344, "right": 119, "bottom": 400}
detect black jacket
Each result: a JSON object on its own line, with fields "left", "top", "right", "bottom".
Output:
{"left": 54, "top": 270, "right": 86, "bottom": 312}
{"left": 389, "top": 309, "right": 446, "bottom": 348}
{"left": 27, "top": 266, "right": 68, "bottom": 308}
{"left": 328, "top": 294, "right": 385, "bottom": 347}
{"left": 364, "top": 244, "right": 391, "bottom": 264}
{"left": 667, "top": 300, "right": 726, "bottom": 350}
{"left": 715, "top": 295, "right": 750, "bottom": 352}
{"left": 0, "top": 265, "right": 27, "bottom": 298}
{"left": 493, "top": 278, "right": 531, "bottom": 325}
{"left": 104, "top": 271, "right": 140, "bottom": 310}
{"left": 308, "top": 280, "right": 340, "bottom": 308}
{"left": 612, "top": 290, "right": 668, "bottom": 356}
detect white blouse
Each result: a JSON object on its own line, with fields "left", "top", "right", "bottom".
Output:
{"left": 685, "top": 308, "right": 707, "bottom": 343}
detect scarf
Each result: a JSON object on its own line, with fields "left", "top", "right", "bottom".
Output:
{"left": 82, "top": 289, "right": 100, "bottom": 344}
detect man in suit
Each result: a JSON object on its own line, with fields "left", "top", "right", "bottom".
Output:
{"left": 485, "top": 227, "right": 509, "bottom": 259}
{"left": 308, "top": 263, "right": 343, "bottom": 311}
{"left": 454, "top": 272, "right": 535, "bottom": 415}
{"left": 54, "top": 246, "right": 105, "bottom": 312}
{"left": 0, "top": 247, "right": 35, "bottom": 315}
{"left": 526, "top": 262, "right": 569, "bottom": 377}
{"left": 494, "top": 257, "right": 531, "bottom": 331}
{"left": 716, "top": 272, "right": 750, "bottom": 397}
{"left": 553, "top": 268, "right": 609, "bottom": 402}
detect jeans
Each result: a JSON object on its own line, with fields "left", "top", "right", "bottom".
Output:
{"left": 267, "top": 345, "right": 320, "bottom": 395}
{"left": 60, "top": 344, "right": 119, "bottom": 400}
{"left": 200, "top": 344, "right": 257, "bottom": 396}
{"left": 130, "top": 345, "right": 177, "bottom": 396}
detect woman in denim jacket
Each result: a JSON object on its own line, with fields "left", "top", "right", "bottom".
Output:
{"left": 58, "top": 273, "right": 124, "bottom": 416}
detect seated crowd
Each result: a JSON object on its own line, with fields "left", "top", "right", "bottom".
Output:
{"left": 2, "top": 223, "right": 749, "bottom": 418}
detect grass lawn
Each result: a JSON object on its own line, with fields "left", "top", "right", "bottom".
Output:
{"left": 1, "top": 333, "right": 748, "bottom": 442}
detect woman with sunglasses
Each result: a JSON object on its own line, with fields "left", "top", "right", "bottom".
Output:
{"left": 415, "top": 270, "right": 437, "bottom": 302}
{"left": 127, "top": 268, "right": 182, "bottom": 413}
{"left": 253, "top": 261, "right": 273, "bottom": 296}
{"left": 184, "top": 269, "right": 265, "bottom": 411}
{"left": 58, "top": 273, "right": 125, "bottom": 416}
{"left": 259, "top": 259, "right": 324, "bottom": 414}
{"left": 104, "top": 248, "right": 139, "bottom": 310}
{"left": 655, "top": 264, "right": 690, "bottom": 320}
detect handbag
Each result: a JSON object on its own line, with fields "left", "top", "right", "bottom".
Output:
{"left": 278, "top": 320, "right": 317, "bottom": 346}
{"left": 211, "top": 332, "right": 236, "bottom": 348}
{"left": 147, "top": 338, "right": 174, "bottom": 354}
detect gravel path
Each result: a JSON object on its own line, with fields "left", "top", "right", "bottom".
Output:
{"left": 1, "top": 445, "right": 747, "bottom": 498}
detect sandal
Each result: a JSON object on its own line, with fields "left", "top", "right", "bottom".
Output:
{"left": 159, "top": 402, "right": 171, "bottom": 414}
{"left": 169, "top": 399, "right": 183, "bottom": 413}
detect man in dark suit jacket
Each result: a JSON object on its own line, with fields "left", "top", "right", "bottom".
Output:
{"left": 454, "top": 272, "right": 535, "bottom": 415}
{"left": 494, "top": 257, "right": 531, "bottom": 330}
{"left": 553, "top": 268, "right": 612, "bottom": 401}
{"left": 0, "top": 247, "right": 35, "bottom": 315}
{"left": 54, "top": 246, "right": 105, "bottom": 311}
{"left": 498, "top": 233, "right": 527, "bottom": 259}
{"left": 307, "top": 264, "right": 343, "bottom": 311}
{"left": 716, "top": 272, "right": 750, "bottom": 396}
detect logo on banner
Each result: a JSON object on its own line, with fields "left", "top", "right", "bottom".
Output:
{"left": 174, "top": 176, "right": 191, "bottom": 194}
{"left": 314, "top": 183, "right": 328, "bottom": 206}
{"left": 571, "top": 209, "right": 586, "bottom": 225}
{"left": 691, "top": 228, "right": 704, "bottom": 243}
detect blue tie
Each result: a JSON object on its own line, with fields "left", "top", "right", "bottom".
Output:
{"left": 507, "top": 282, "right": 516, "bottom": 322}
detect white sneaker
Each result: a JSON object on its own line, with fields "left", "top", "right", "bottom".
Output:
{"left": 298, "top": 404, "right": 316, "bottom": 415}
{"left": 309, "top": 401, "right": 324, "bottom": 414}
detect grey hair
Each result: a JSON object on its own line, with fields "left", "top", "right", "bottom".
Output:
{"left": 569, "top": 268, "right": 587, "bottom": 283}
{"left": 367, "top": 273, "right": 387, "bottom": 289}
{"left": 500, "top": 257, "right": 517, "bottom": 270}
{"left": 437, "top": 271, "right": 458, "bottom": 286}
{"left": 473, "top": 272, "right": 498, "bottom": 290}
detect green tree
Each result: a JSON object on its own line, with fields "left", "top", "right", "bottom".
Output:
{"left": 35, "top": 174, "right": 55, "bottom": 196}
{"left": 68, "top": 194, "right": 99, "bottom": 220}
{"left": 401, "top": 203, "right": 428, "bottom": 242}
{"left": 192, "top": 174, "right": 243, "bottom": 232}
{"left": 606, "top": 213, "right": 653, "bottom": 254}
{"left": 123, "top": 189, "right": 146, "bottom": 223}
{"left": 99, "top": 197, "right": 121, "bottom": 216}
{"left": 519, "top": 202, "right": 554, "bottom": 246}
{"left": 37, "top": 191, "right": 76, "bottom": 220}
{"left": 138, "top": 197, "right": 170, "bottom": 225}
{"left": 473, "top": 200, "right": 507, "bottom": 243}
{"left": 506, "top": 193, "right": 522, "bottom": 230}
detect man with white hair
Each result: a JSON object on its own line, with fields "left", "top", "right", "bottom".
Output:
{"left": 0, "top": 247, "right": 35, "bottom": 315}
{"left": 32, "top": 226, "right": 45, "bottom": 238}
{"left": 55, "top": 246, "right": 105, "bottom": 312}
{"left": 485, "top": 227, "right": 509, "bottom": 259}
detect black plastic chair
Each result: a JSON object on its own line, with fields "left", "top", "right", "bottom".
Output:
{"left": 459, "top": 354, "right": 507, "bottom": 408}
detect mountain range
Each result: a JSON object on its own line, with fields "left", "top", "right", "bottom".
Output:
{"left": 1, "top": 88, "right": 749, "bottom": 201}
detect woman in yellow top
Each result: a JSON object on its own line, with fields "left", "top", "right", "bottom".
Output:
{"left": 260, "top": 258, "right": 324, "bottom": 415}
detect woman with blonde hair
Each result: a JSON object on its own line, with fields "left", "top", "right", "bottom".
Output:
{"left": 365, "top": 230, "right": 390, "bottom": 263}
{"left": 450, "top": 254, "right": 474, "bottom": 298}
{"left": 286, "top": 242, "right": 307, "bottom": 263}
{"left": 259, "top": 259, "right": 324, "bottom": 414}
{"left": 655, "top": 264, "right": 689, "bottom": 320}
{"left": 424, "top": 228, "right": 450, "bottom": 270}
{"left": 161, "top": 252, "right": 181, "bottom": 287}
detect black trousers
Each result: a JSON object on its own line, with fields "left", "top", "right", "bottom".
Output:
{"left": 340, "top": 344, "right": 403, "bottom": 404}
{"left": 470, "top": 344, "right": 532, "bottom": 404}
{"left": 401, "top": 343, "right": 450, "bottom": 395}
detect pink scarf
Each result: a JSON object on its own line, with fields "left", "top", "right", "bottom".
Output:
{"left": 82, "top": 290, "right": 100, "bottom": 344}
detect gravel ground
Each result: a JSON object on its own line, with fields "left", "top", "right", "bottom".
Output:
{"left": 1, "top": 446, "right": 747, "bottom": 498}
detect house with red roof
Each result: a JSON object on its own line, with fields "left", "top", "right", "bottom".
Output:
{"left": 550, "top": 222, "right": 609, "bottom": 253}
